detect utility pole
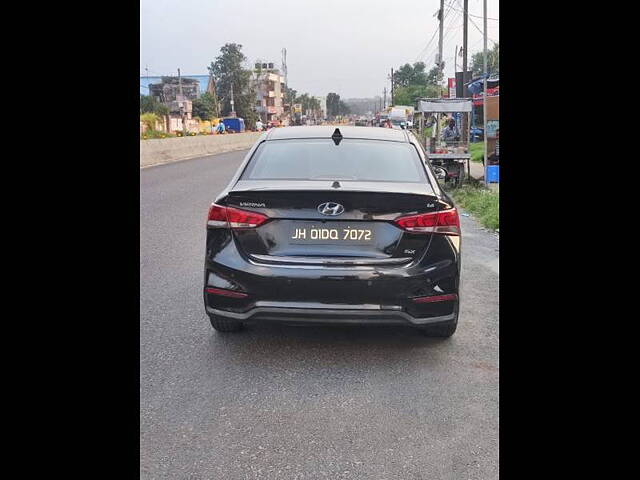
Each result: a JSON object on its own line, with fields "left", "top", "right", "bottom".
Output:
{"left": 462, "top": 0, "right": 469, "bottom": 140}
{"left": 483, "top": 0, "right": 488, "bottom": 185}
{"left": 230, "top": 82, "right": 235, "bottom": 117}
{"left": 282, "top": 48, "right": 288, "bottom": 91}
{"left": 462, "top": 0, "right": 468, "bottom": 78}
{"left": 390, "top": 68, "right": 394, "bottom": 107}
{"left": 454, "top": 46, "right": 458, "bottom": 81}
{"left": 282, "top": 47, "right": 288, "bottom": 123}
{"left": 178, "top": 68, "right": 186, "bottom": 136}
{"left": 437, "top": 0, "right": 444, "bottom": 97}
{"left": 383, "top": 87, "right": 386, "bottom": 110}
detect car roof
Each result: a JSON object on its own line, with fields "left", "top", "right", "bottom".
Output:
{"left": 266, "top": 125, "right": 409, "bottom": 142}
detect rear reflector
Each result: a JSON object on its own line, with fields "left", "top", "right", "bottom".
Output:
{"left": 207, "top": 204, "right": 269, "bottom": 229}
{"left": 412, "top": 293, "right": 458, "bottom": 303}
{"left": 204, "top": 287, "right": 249, "bottom": 298}
{"left": 394, "top": 209, "right": 460, "bottom": 235}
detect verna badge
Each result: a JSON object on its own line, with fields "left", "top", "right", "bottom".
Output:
{"left": 317, "top": 202, "right": 345, "bottom": 216}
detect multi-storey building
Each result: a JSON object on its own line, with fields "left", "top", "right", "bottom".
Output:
{"left": 253, "top": 63, "right": 286, "bottom": 123}
{"left": 314, "top": 96, "right": 327, "bottom": 120}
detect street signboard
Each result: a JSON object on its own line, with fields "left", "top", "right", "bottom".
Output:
{"left": 448, "top": 78, "right": 456, "bottom": 98}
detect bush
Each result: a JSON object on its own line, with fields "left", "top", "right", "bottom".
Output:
{"left": 140, "top": 113, "right": 160, "bottom": 131}
{"left": 469, "top": 142, "right": 485, "bottom": 163}
{"left": 140, "top": 95, "right": 169, "bottom": 117}
{"left": 452, "top": 185, "right": 499, "bottom": 231}
{"left": 141, "top": 130, "right": 174, "bottom": 140}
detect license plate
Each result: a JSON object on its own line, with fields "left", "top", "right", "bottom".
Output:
{"left": 289, "top": 223, "right": 375, "bottom": 245}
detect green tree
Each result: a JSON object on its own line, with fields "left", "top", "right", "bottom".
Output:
{"left": 393, "top": 84, "right": 441, "bottom": 106}
{"left": 470, "top": 43, "right": 499, "bottom": 77}
{"left": 425, "top": 66, "right": 443, "bottom": 86}
{"left": 393, "top": 62, "right": 428, "bottom": 89}
{"left": 284, "top": 86, "right": 297, "bottom": 105}
{"left": 208, "top": 43, "right": 258, "bottom": 128}
{"left": 192, "top": 92, "right": 219, "bottom": 120}
{"left": 337, "top": 100, "right": 350, "bottom": 115}
{"left": 326, "top": 92, "right": 341, "bottom": 118}
{"left": 140, "top": 95, "right": 169, "bottom": 116}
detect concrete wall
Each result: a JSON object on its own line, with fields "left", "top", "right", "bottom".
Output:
{"left": 140, "top": 132, "right": 263, "bottom": 168}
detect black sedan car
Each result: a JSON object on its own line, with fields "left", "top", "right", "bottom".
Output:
{"left": 204, "top": 126, "right": 461, "bottom": 337}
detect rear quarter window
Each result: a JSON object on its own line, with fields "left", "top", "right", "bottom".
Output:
{"left": 241, "top": 139, "right": 428, "bottom": 183}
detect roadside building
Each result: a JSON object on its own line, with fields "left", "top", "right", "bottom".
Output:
{"left": 253, "top": 63, "right": 286, "bottom": 124}
{"left": 146, "top": 76, "right": 201, "bottom": 134}
{"left": 148, "top": 76, "right": 200, "bottom": 103}
{"left": 314, "top": 96, "right": 327, "bottom": 120}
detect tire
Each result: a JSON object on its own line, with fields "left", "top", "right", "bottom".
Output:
{"left": 419, "top": 302, "right": 459, "bottom": 337}
{"left": 208, "top": 314, "right": 243, "bottom": 332}
{"left": 419, "top": 319, "right": 458, "bottom": 337}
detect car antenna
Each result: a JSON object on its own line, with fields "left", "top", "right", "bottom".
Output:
{"left": 331, "top": 127, "right": 343, "bottom": 145}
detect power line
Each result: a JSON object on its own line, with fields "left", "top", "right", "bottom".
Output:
{"left": 456, "top": 0, "right": 498, "bottom": 44}
{"left": 450, "top": 2, "right": 498, "bottom": 20}
{"left": 424, "top": 9, "right": 461, "bottom": 66}
{"left": 414, "top": 0, "right": 456, "bottom": 62}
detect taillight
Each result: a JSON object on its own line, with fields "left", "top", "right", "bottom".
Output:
{"left": 207, "top": 204, "right": 269, "bottom": 229}
{"left": 394, "top": 209, "right": 460, "bottom": 235}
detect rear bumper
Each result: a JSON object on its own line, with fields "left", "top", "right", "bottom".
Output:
{"left": 206, "top": 302, "right": 456, "bottom": 326}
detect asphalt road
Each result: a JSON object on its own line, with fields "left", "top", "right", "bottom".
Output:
{"left": 140, "top": 150, "right": 499, "bottom": 479}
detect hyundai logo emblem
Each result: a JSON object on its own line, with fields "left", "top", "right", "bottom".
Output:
{"left": 317, "top": 202, "right": 345, "bottom": 216}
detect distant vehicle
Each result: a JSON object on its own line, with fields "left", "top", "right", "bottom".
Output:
{"left": 222, "top": 117, "right": 245, "bottom": 133}
{"left": 470, "top": 127, "right": 484, "bottom": 142}
{"left": 204, "top": 126, "right": 461, "bottom": 337}
{"left": 355, "top": 118, "right": 368, "bottom": 126}
{"left": 390, "top": 119, "right": 406, "bottom": 130}
{"left": 389, "top": 107, "right": 409, "bottom": 129}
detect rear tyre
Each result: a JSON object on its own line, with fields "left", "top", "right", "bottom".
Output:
{"left": 208, "top": 315, "right": 243, "bottom": 332}
{"left": 419, "top": 319, "right": 458, "bottom": 337}
{"left": 419, "top": 302, "right": 459, "bottom": 337}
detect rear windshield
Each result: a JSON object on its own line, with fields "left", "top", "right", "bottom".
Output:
{"left": 241, "top": 139, "right": 427, "bottom": 183}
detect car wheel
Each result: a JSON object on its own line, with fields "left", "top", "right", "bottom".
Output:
{"left": 419, "top": 303, "right": 459, "bottom": 337}
{"left": 419, "top": 318, "right": 458, "bottom": 337}
{"left": 208, "top": 314, "right": 243, "bottom": 332}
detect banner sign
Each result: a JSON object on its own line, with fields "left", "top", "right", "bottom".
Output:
{"left": 448, "top": 78, "right": 456, "bottom": 98}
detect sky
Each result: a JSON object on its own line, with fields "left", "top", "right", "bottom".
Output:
{"left": 140, "top": 0, "right": 499, "bottom": 99}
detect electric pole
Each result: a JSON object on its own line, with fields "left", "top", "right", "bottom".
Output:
{"left": 178, "top": 68, "right": 186, "bottom": 136}
{"left": 462, "top": 0, "right": 469, "bottom": 140}
{"left": 230, "top": 82, "right": 235, "bottom": 117}
{"left": 391, "top": 68, "right": 394, "bottom": 107}
{"left": 483, "top": 0, "right": 488, "bottom": 185}
{"left": 462, "top": 0, "right": 468, "bottom": 78}
{"left": 438, "top": 0, "right": 444, "bottom": 97}
{"left": 454, "top": 45, "right": 458, "bottom": 96}
{"left": 383, "top": 87, "right": 386, "bottom": 110}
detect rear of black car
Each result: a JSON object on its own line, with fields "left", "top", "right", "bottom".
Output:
{"left": 203, "top": 127, "right": 461, "bottom": 336}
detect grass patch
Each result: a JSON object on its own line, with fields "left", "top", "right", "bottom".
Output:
{"left": 452, "top": 184, "right": 499, "bottom": 231}
{"left": 469, "top": 141, "right": 485, "bottom": 163}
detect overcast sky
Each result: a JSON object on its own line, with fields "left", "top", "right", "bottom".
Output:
{"left": 140, "top": 0, "right": 498, "bottom": 99}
